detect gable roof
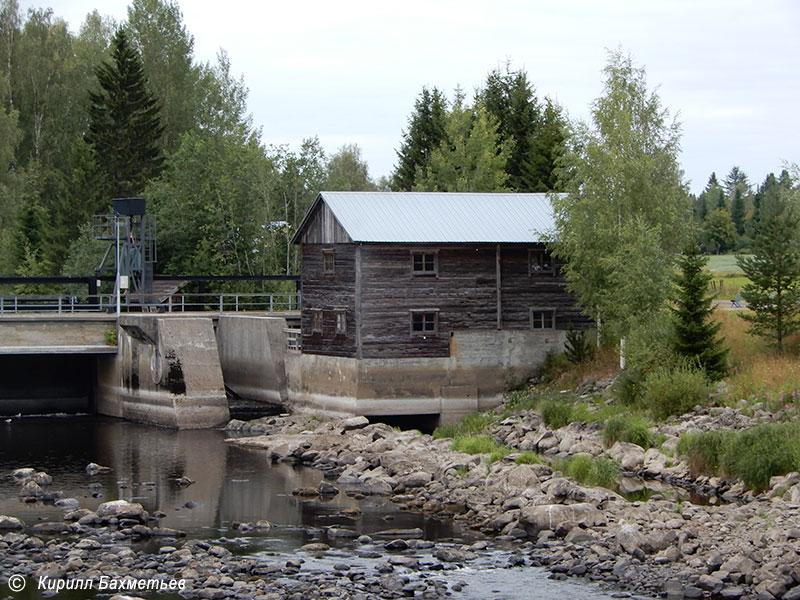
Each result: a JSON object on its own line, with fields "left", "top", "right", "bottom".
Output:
{"left": 292, "top": 191, "right": 557, "bottom": 244}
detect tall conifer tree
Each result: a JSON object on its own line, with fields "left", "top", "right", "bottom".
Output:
{"left": 391, "top": 86, "right": 447, "bottom": 191}
{"left": 672, "top": 241, "right": 728, "bottom": 379}
{"left": 86, "top": 28, "right": 163, "bottom": 198}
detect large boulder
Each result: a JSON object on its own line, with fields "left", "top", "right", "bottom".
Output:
{"left": 519, "top": 503, "right": 605, "bottom": 534}
{"left": 0, "top": 515, "right": 24, "bottom": 529}
{"left": 96, "top": 500, "right": 147, "bottom": 522}
{"left": 607, "top": 442, "right": 645, "bottom": 470}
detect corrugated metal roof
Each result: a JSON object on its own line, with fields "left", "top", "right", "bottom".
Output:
{"left": 297, "top": 192, "right": 557, "bottom": 243}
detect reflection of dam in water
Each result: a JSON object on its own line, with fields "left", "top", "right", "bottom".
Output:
{"left": 0, "top": 416, "right": 457, "bottom": 548}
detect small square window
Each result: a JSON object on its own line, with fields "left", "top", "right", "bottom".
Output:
{"left": 529, "top": 249, "right": 554, "bottom": 275}
{"left": 530, "top": 308, "right": 556, "bottom": 330}
{"left": 311, "top": 309, "right": 323, "bottom": 334}
{"left": 411, "top": 310, "right": 438, "bottom": 336}
{"left": 335, "top": 309, "right": 346, "bottom": 336}
{"left": 323, "top": 249, "right": 335, "bottom": 275}
{"left": 411, "top": 252, "right": 437, "bottom": 276}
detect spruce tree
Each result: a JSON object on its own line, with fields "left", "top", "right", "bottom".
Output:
{"left": 672, "top": 241, "right": 728, "bottom": 379}
{"left": 391, "top": 86, "right": 447, "bottom": 191}
{"left": 737, "top": 191, "right": 800, "bottom": 352}
{"left": 86, "top": 28, "right": 164, "bottom": 198}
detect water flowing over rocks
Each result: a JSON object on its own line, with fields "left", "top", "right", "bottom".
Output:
{"left": 225, "top": 412, "right": 800, "bottom": 599}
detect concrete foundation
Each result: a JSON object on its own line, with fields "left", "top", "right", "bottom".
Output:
{"left": 216, "top": 315, "right": 287, "bottom": 406}
{"left": 96, "top": 315, "right": 229, "bottom": 428}
{"left": 287, "top": 329, "right": 566, "bottom": 424}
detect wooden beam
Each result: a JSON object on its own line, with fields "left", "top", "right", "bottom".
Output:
{"left": 496, "top": 244, "right": 502, "bottom": 329}
{"left": 355, "top": 244, "right": 363, "bottom": 359}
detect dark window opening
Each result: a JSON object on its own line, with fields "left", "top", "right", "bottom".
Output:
{"left": 529, "top": 249, "right": 554, "bottom": 274}
{"left": 530, "top": 308, "right": 556, "bottom": 329}
{"left": 412, "top": 252, "right": 437, "bottom": 276}
{"left": 411, "top": 310, "right": 438, "bottom": 336}
{"left": 323, "top": 249, "right": 335, "bottom": 275}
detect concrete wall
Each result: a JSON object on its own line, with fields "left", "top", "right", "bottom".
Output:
{"left": 286, "top": 328, "right": 566, "bottom": 424}
{"left": 0, "top": 314, "right": 116, "bottom": 353}
{"left": 216, "top": 315, "right": 288, "bottom": 405}
{"left": 96, "top": 315, "right": 229, "bottom": 428}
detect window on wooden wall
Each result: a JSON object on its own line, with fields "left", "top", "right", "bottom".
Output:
{"left": 311, "top": 308, "right": 323, "bottom": 334}
{"left": 530, "top": 307, "right": 556, "bottom": 329}
{"left": 528, "top": 249, "right": 554, "bottom": 275}
{"left": 334, "top": 309, "right": 347, "bottom": 336}
{"left": 411, "top": 251, "right": 438, "bottom": 276}
{"left": 410, "top": 310, "right": 439, "bottom": 336}
{"left": 322, "top": 249, "right": 335, "bottom": 275}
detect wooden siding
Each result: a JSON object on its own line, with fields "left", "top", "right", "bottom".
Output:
{"left": 300, "top": 242, "right": 590, "bottom": 360}
{"left": 360, "top": 245, "right": 499, "bottom": 359}
{"left": 500, "top": 245, "right": 592, "bottom": 330}
{"left": 298, "top": 202, "right": 353, "bottom": 245}
{"left": 300, "top": 244, "right": 357, "bottom": 357}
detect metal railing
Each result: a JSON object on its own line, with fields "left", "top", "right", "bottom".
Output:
{"left": 285, "top": 328, "right": 302, "bottom": 351}
{"left": 0, "top": 292, "right": 301, "bottom": 315}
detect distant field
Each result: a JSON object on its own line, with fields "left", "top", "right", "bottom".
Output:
{"left": 706, "top": 254, "right": 749, "bottom": 274}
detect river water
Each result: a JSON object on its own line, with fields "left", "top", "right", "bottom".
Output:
{"left": 0, "top": 415, "right": 639, "bottom": 599}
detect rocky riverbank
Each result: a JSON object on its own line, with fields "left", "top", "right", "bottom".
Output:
{"left": 226, "top": 409, "right": 800, "bottom": 600}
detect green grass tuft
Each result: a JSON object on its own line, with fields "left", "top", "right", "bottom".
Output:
{"left": 540, "top": 397, "right": 573, "bottom": 429}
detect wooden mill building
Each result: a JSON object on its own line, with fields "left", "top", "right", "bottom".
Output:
{"left": 286, "top": 191, "right": 589, "bottom": 424}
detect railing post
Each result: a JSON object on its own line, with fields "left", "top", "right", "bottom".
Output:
{"left": 219, "top": 295, "right": 223, "bottom": 314}
{"left": 57, "top": 297, "right": 62, "bottom": 314}
{"left": 269, "top": 295, "right": 274, "bottom": 312}
{"left": 235, "top": 294, "right": 239, "bottom": 312}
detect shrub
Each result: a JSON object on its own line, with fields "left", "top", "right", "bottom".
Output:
{"left": 565, "top": 326, "right": 595, "bottom": 365}
{"left": 677, "top": 422, "right": 800, "bottom": 492}
{"left": 488, "top": 446, "right": 512, "bottom": 465}
{"left": 613, "top": 369, "right": 644, "bottom": 406}
{"left": 565, "top": 455, "right": 620, "bottom": 490}
{"left": 514, "top": 452, "right": 544, "bottom": 465}
{"left": 720, "top": 422, "right": 800, "bottom": 491}
{"left": 676, "top": 430, "right": 731, "bottom": 475}
{"left": 602, "top": 414, "right": 654, "bottom": 448}
{"left": 643, "top": 365, "right": 711, "bottom": 421}
{"left": 433, "top": 410, "right": 495, "bottom": 440}
{"left": 540, "top": 397, "right": 573, "bottom": 429}
{"left": 538, "top": 350, "right": 572, "bottom": 383}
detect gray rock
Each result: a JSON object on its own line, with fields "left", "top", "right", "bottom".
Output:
{"left": 0, "top": 515, "right": 24, "bottom": 529}
{"left": 85, "top": 462, "right": 112, "bottom": 474}
{"left": 697, "top": 574, "right": 724, "bottom": 592}
{"left": 30, "top": 522, "right": 69, "bottom": 535}
{"left": 783, "top": 587, "right": 800, "bottom": 600}
{"left": 520, "top": 503, "right": 604, "bottom": 534}
{"left": 341, "top": 416, "right": 370, "bottom": 431}
{"left": 96, "top": 500, "right": 147, "bottom": 522}
{"left": 434, "top": 547, "right": 475, "bottom": 563}
{"left": 19, "top": 480, "right": 44, "bottom": 498}
{"left": 399, "top": 471, "right": 432, "bottom": 488}
{"left": 11, "top": 467, "right": 36, "bottom": 479}
{"left": 317, "top": 480, "right": 339, "bottom": 495}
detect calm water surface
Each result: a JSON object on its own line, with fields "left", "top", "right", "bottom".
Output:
{"left": 0, "top": 415, "right": 642, "bottom": 599}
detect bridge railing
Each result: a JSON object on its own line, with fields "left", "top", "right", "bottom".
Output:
{"left": 0, "top": 292, "right": 301, "bottom": 315}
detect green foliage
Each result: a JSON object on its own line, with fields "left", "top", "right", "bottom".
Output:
{"left": 488, "top": 446, "right": 512, "bottom": 465}
{"left": 737, "top": 188, "right": 800, "bottom": 352}
{"left": 451, "top": 434, "right": 501, "bottom": 455}
{"left": 564, "top": 326, "right": 594, "bottom": 365}
{"left": 86, "top": 28, "right": 165, "bottom": 197}
{"left": 391, "top": 86, "right": 448, "bottom": 191}
{"left": 549, "top": 50, "right": 689, "bottom": 338}
{"left": 514, "top": 452, "right": 544, "bottom": 465}
{"left": 415, "top": 99, "right": 510, "bottom": 192}
{"left": 624, "top": 311, "right": 680, "bottom": 373}
{"left": 672, "top": 241, "right": 728, "bottom": 379}
{"left": 721, "top": 422, "right": 800, "bottom": 491}
{"left": 613, "top": 370, "right": 647, "bottom": 407}
{"left": 602, "top": 414, "right": 654, "bottom": 448}
{"left": 704, "top": 208, "right": 737, "bottom": 254}
{"left": 104, "top": 328, "right": 117, "bottom": 345}
{"left": 676, "top": 430, "right": 731, "bottom": 475}
{"left": 565, "top": 455, "right": 619, "bottom": 489}
{"left": 324, "top": 144, "right": 377, "bottom": 191}
{"left": 432, "top": 410, "right": 495, "bottom": 440}
{"left": 678, "top": 423, "right": 800, "bottom": 492}
{"left": 642, "top": 365, "right": 711, "bottom": 421}
{"left": 537, "top": 350, "right": 572, "bottom": 383}
{"left": 540, "top": 397, "right": 573, "bottom": 429}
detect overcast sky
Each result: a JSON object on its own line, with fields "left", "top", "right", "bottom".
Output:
{"left": 20, "top": 0, "right": 800, "bottom": 194}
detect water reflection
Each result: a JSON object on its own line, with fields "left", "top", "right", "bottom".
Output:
{"left": 0, "top": 416, "right": 457, "bottom": 549}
